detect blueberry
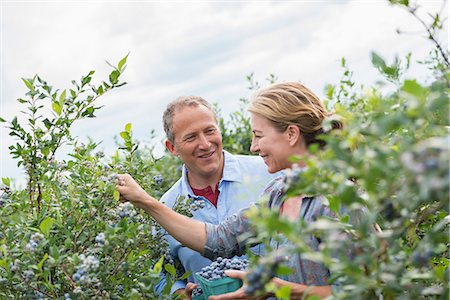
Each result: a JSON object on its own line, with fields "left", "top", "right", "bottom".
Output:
{"left": 153, "top": 174, "right": 164, "bottom": 186}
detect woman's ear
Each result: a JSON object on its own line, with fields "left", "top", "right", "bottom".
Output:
{"left": 286, "top": 125, "right": 301, "bottom": 146}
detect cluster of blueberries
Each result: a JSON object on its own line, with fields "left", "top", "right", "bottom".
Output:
{"left": 95, "top": 232, "right": 106, "bottom": 246}
{"left": 152, "top": 174, "right": 164, "bottom": 186}
{"left": 0, "top": 185, "right": 11, "bottom": 207}
{"left": 117, "top": 202, "right": 138, "bottom": 219}
{"left": 26, "top": 232, "right": 45, "bottom": 252}
{"left": 72, "top": 254, "right": 100, "bottom": 284}
{"left": 197, "top": 257, "right": 249, "bottom": 281}
{"left": 190, "top": 198, "right": 206, "bottom": 211}
{"left": 244, "top": 256, "right": 286, "bottom": 295}
{"left": 23, "top": 269, "right": 34, "bottom": 282}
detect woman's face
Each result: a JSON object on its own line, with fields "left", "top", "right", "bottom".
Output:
{"left": 250, "top": 113, "right": 296, "bottom": 173}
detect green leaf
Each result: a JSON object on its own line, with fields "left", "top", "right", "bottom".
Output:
{"left": 109, "top": 70, "right": 120, "bottom": 85}
{"left": 276, "top": 265, "right": 294, "bottom": 276}
{"left": 371, "top": 52, "right": 387, "bottom": 70}
{"left": 120, "top": 131, "right": 131, "bottom": 141}
{"left": 59, "top": 90, "right": 66, "bottom": 103}
{"left": 52, "top": 102, "right": 61, "bottom": 116}
{"left": 275, "top": 285, "right": 291, "bottom": 300}
{"left": 1, "top": 177, "right": 10, "bottom": 187}
{"left": 402, "top": 80, "right": 426, "bottom": 97}
{"left": 50, "top": 245, "right": 59, "bottom": 260}
{"left": 153, "top": 256, "right": 164, "bottom": 274}
{"left": 164, "top": 263, "right": 176, "bottom": 276}
{"left": 0, "top": 259, "right": 8, "bottom": 270}
{"left": 113, "top": 190, "right": 120, "bottom": 201}
{"left": 38, "top": 253, "right": 49, "bottom": 271}
{"left": 52, "top": 102, "right": 61, "bottom": 115}
{"left": 118, "top": 53, "right": 129, "bottom": 72}
{"left": 43, "top": 118, "right": 52, "bottom": 130}
{"left": 180, "top": 271, "right": 192, "bottom": 280}
{"left": 39, "top": 217, "right": 55, "bottom": 237}
{"left": 22, "top": 78, "right": 33, "bottom": 90}
{"left": 125, "top": 123, "right": 132, "bottom": 133}
{"left": 329, "top": 196, "right": 341, "bottom": 213}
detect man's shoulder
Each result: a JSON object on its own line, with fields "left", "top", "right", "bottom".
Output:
{"left": 230, "top": 153, "right": 267, "bottom": 169}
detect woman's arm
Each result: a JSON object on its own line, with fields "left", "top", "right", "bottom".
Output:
{"left": 116, "top": 174, "right": 207, "bottom": 253}
{"left": 208, "top": 270, "right": 332, "bottom": 300}
{"left": 271, "top": 277, "right": 332, "bottom": 299}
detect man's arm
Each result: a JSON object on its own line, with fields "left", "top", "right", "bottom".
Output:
{"left": 116, "top": 174, "right": 207, "bottom": 253}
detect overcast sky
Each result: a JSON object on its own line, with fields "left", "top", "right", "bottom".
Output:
{"left": 1, "top": 0, "right": 448, "bottom": 187}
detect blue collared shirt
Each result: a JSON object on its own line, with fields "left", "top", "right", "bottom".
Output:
{"left": 154, "top": 150, "right": 275, "bottom": 296}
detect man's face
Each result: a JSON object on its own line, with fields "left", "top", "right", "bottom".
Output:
{"left": 166, "top": 105, "right": 223, "bottom": 179}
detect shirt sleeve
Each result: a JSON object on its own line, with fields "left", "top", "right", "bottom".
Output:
{"left": 203, "top": 207, "right": 255, "bottom": 260}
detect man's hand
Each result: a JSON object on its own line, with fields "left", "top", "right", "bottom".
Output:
{"left": 116, "top": 174, "right": 151, "bottom": 209}
{"left": 208, "top": 270, "right": 268, "bottom": 300}
{"left": 185, "top": 282, "right": 198, "bottom": 299}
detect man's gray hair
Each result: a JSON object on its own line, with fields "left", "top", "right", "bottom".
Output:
{"left": 163, "top": 96, "right": 218, "bottom": 143}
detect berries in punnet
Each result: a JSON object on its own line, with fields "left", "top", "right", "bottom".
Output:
{"left": 197, "top": 257, "right": 249, "bottom": 281}
{"left": 192, "top": 286, "right": 203, "bottom": 297}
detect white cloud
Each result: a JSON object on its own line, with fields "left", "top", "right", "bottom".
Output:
{"left": 1, "top": 0, "right": 448, "bottom": 187}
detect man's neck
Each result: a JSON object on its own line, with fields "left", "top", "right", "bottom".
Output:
{"left": 187, "top": 156, "right": 224, "bottom": 191}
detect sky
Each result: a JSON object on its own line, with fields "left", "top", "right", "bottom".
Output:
{"left": 1, "top": 0, "right": 448, "bottom": 187}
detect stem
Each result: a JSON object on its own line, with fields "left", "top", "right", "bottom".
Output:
{"left": 61, "top": 266, "right": 77, "bottom": 289}
{"left": 407, "top": 6, "right": 450, "bottom": 68}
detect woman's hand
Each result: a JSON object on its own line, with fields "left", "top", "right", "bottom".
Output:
{"left": 208, "top": 270, "right": 268, "bottom": 300}
{"left": 115, "top": 174, "right": 152, "bottom": 209}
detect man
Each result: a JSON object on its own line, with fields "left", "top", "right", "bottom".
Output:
{"left": 153, "top": 96, "right": 274, "bottom": 297}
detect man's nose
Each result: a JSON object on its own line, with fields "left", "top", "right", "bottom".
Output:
{"left": 198, "top": 134, "right": 211, "bottom": 149}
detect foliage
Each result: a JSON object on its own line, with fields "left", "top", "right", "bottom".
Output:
{"left": 246, "top": 2, "right": 449, "bottom": 299}
{"left": 0, "top": 56, "right": 187, "bottom": 299}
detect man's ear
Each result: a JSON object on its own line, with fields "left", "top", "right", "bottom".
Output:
{"left": 165, "top": 139, "right": 178, "bottom": 156}
{"left": 286, "top": 125, "right": 301, "bottom": 147}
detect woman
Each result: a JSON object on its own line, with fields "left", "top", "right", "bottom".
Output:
{"left": 117, "top": 82, "right": 346, "bottom": 299}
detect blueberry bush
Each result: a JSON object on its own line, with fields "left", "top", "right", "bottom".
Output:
{"left": 244, "top": 1, "right": 449, "bottom": 299}
{"left": 0, "top": 56, "right": 187, "bottom": 299}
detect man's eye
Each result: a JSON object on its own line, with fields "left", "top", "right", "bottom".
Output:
{"left": 185, "top": 136, "right": 195, "bottom": 142}
{"left": 207, "top": 129, "right": 215, "bottom": 134}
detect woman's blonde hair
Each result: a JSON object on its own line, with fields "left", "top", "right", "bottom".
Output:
{"left": 248, "top": 82, "right": 342, "bottom": 148}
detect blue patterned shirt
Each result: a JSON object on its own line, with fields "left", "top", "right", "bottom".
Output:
{"left": 204, "top": 173, "right": 361, "bottom": 290}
